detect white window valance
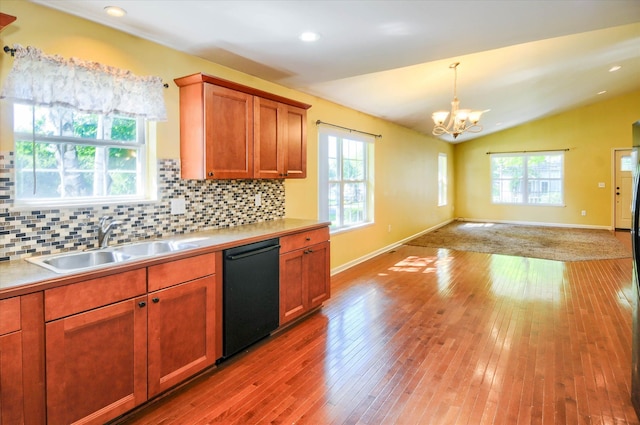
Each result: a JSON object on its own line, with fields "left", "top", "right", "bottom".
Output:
{"left": 0, "top": 45, "right": 167, "bottom": 121}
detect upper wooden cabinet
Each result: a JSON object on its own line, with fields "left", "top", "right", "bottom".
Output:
{"left": 0, "top": 13, "right": 17, "bottom": 32}
{"left": 175, "top": 73, "right": 311, "bottom": 180}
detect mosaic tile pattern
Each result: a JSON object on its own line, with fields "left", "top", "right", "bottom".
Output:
{"left": 0, "top": 155, "right": 285, "bottom": 262}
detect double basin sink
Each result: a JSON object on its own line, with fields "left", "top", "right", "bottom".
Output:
{"left": 27, "top": 239, "right": 203, "bottom": 274}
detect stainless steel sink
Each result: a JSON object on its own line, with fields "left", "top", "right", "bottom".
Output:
{"left": 112, "top": 241, "right": 197, "bottom": 256}
{"left": 26, "top": 238, "right": 205, "bottom": 274}
{"left": 31, "top": 250, "right": 133, "bottom": 273}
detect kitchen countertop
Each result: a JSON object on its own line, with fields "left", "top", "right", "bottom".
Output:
{"left": 0, "top": 218, "right": 330, "bottom": 299}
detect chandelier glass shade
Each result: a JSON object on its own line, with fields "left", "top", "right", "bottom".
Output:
{"left": 432, "top": 62, "right": 484, "bottom": 139}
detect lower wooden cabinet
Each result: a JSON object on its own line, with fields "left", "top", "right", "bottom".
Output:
{"left": 43, "top": 254, "right": 220, "bottom": 425}
{"left": 0, "top": 330, "right": 24, "bottom": 425}
{"left": 280, "top": 234, "right": 330, "bottom": 325}
{"left": 0, "top": 293, "right": 45, "bottom": 425}
{"left": 45, "top": 296, "right": 148, "bottom": 425}
{"left": 5, "top": 231, "right": 326, "bottom": 423}
{"left": 147, "top": 275, "right": 218, "bottom": 397}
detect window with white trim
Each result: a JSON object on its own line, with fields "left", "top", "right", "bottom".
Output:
{"left": 14, "top": 103, "right": 146, "bottom": 203}
{"left": 318, "top": 126, "right": 374, "bottom": 232}
{"left": 490, "top": 151, "right": 564, "bottom": 205}
{"left": 438, "top": 153, "right": 447, "bottom": 206}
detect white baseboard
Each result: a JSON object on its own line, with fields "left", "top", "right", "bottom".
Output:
{"left": 330, "top": 218, "right": 455, "bottom": 276}
{"left": 455, "top": 217, "right": 612, "bottom": 231}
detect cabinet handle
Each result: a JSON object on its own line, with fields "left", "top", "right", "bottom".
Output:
{"left": 306, "top": 237, "right": 311, "bottom": 241}
{"left": 152, "top": 297, "right": 160, "bottom": 303}
{"left": 304, "top": 248, "right": 314, "bottom": 254}
{"left": 138, "top": 301, "right": 147, "bottom": 308}
{"left": 208, "top": 171, "right": 214, "bottom": 177}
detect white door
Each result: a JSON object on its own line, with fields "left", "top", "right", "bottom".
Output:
{"left": 615, "top": 149, "right": 633, "bottom": 230}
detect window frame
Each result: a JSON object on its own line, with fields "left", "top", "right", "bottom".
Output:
{"left": 318, "top": 126, "right": 375, "bottom": 233}
{"left": 12, "top": 103, "right": 148, "bottom": 207}
{"left": 490, "top": 151, "right": 565, "bottom": 206}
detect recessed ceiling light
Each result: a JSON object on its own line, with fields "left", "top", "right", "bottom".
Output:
{"left": 609, "top": 65, "right": 622, "bottom": 72}
{"left": 597, "top": 90, "right": 607, "bottom": 95}
{"left": 299, "top": 31, "right": 321, "bottom": 42}
{"left": 104, "top": 6, "right": 127, "bottom": 17}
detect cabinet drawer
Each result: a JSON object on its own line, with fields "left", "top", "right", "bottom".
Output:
{"left": 0, "top": 297, "right": 21, "bottom": 334}
{"left": 148, "top": 252, "right": 216, "bottom": 291}
{"left": 45, "top": 269, "right": 147, "bottom": 322}
{"left": 280, "top": 227, "right": 329, "bottom": 253}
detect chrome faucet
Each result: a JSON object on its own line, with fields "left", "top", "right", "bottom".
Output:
{"left": 97, "top": 216, "right": 122, "bottom": 248}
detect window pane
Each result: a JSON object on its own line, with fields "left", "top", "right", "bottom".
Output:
{"left": 328, "top": 182, "right": 341, "bottom": 224}
{"left": 343, "top": 158, "right": 364, "bottom": 180}
{"left": 14, "top": 104, "right": 145, "bottom": 202}
{"left": 72, "top": 112, "right": 99, "bottom": 139}
{"left": 328, "top": 137, "right": 339, "bottom": 180}
{"left": 438, "top": 153, "right": 447, "bottom": 206}
{"left": 319, "top": 129, "right": 373, "bottom": 231}
{"left": 491, "top": 152, "right": 563, "bottom": 206}
{"left": 109, "top": 117, "right": 137, "bottom": 142}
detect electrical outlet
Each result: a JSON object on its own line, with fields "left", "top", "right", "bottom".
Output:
{"left": 255, "top": 193, "right": 262, "bottom": 207}
{"left": 170, "top": 198, "right": 186, "bottom": 215}
{"left": 581, "top": 210, "right": 586, "bottom": 216}
{"left": 388, "top": 224, "right": 392, "bottom": 233}
{"left": 598, "top": 182, "right": 605, "bottom": 188}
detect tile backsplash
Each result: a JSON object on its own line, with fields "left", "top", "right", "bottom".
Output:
{"left": 0, "top": 153, "right": 285, "bottom": 262}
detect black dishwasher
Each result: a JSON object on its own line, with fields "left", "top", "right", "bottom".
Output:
{"left": 222, "top": 238, "right": 280, "bottom": 358}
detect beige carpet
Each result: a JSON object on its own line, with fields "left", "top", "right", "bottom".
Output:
{"left": 405, "top": 221, "right": 631, "bottom": 262}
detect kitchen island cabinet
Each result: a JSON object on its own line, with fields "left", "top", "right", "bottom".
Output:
{"left": 0, "top": 293, "right": 45, "bottom": 425}
{"left": 175, "top": 73, "right": 310, "bottom": 180}
{"left": 279, "top": 227, "right": 331, "bottom": 325}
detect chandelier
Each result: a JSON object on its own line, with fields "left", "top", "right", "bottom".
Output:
{"left": 432, "top": 62, "right": 484, "bottom": 139}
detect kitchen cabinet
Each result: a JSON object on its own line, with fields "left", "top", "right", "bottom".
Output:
{"left": 44, "top": 269, "right": 148, "bottom": 425}
{"left": 0, "top": 293, "right": 45, "bottom": 425}
{"left": 44, "top": 252, "right": 221, "bottom": 424}
{"left": 147, "top": 252, "right": 221, "bottom": 397}
{"left": 254, "top": 98, "right": 307, "bottom": 179}
{"left": 175, "top": 73, "right": 310, "bottom": 180}
{"left": 279, "top": 227, "right": 331, "bottom": 325}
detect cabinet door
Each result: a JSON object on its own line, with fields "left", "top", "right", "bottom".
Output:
{"left": 280, "top": 241, "right": 331, "bottom": 326}
{"left": 147, "top": 275, "right": 218, "bottom": 397}
{"left": 205, "top": 84, "right": 254, "bottom": 179}
{"left": 46, "top": 297, "right": 148, "bottom": 425}
{"left": 254, "top": 97, "right": 285, "bottom": 179}
{"left": 283, "top": 105, "right": 307, "bottom": 179}
{"left": 0, "top": 294, "right": 45, "bottom": 425}
{"left": 306, "top": 241, "right": 331, "bottom": 308}
{"left": 0, "top": 331, "right": 24, "bottom": 425}
{"left": 279, "top": 249, "right": 306, "bottom": 325}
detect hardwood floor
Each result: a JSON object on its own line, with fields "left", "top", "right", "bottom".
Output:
{"left": 117, "top": 234, "right": 638, "bottom": 425}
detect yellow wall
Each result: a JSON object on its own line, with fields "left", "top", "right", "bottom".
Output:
{"left": 0, "top": 0, "right": 454, "bottom": 271}
{"left": 454, "top": 90, "right": 640, "bottom": 228}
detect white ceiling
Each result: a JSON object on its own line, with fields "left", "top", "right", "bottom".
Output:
{"left": 32, "top": 0, "right": 640, "bottom": 142}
